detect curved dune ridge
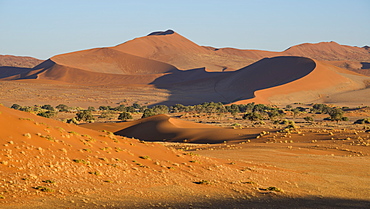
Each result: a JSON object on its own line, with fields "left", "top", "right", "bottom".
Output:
{"left": 214, "top": 56, "right": 317, "bottom": 101}
{"left": 240, "top": 60, "right": 367, "bottom": 104}
{"left": 0, "top": 105, "right": 244, "bottom": 204}
{"left": 2, "top": 105, "right": 316, "bottom": 208}
{"left": 9, "top": 48, "right": 180, "bottom": 85}
{"left": 80, "top": 114, "right": 267, "bottom": 143}
{"left": 0, "top": 30, "right": 369, "bottom": 105}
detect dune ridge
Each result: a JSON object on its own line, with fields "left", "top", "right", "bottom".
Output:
{"left": 80, "top": 114, "right": 266, "bottom": 143}
{"left": 1, "top": 30, "right": 370, "bottom": 105}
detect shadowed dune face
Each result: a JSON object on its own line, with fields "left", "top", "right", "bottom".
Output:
{"left": 147, "top": 29, "right": 175, "bottom": 36}
{"left": 80, "top": 114, "right": 265, "bottom": 144}
{"left": 214, "top": 56, "right": 316, "bottom": 101}
{"left": 0, "top": 66, "right": 34, "bottom": 80}
{"left": 150, "top": 56, "right": 316, "bottom": 105}
{"left": 1, "top": 31, "right": 370, "bottom": 105}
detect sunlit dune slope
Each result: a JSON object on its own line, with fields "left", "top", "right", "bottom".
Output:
{"left": 113, "top": 30, "right": 256, "bottom": 71}
{"left": 8, "top": 48, "right": 180, "bottom": 85}
{"left": 80, "top": 114, "right": 266, "bottom": 143}
{"left": 229, "top": 58, "right": 368, "bottom": 104}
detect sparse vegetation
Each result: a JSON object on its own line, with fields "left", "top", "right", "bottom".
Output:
{"left": 33, "top": 186, "right": 54, "bottom": 192}
{"left": 118, "top": 112, "right": 133, "bottom": 121}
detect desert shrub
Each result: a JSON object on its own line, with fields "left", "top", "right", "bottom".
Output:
{"left": 354, "top": 118, "right": 370, "bottom": 124}
{"left": 118, "top": 112, "right": 132, "bottom": 121}
{"left": 268, "top": 109, "right": 285, "bottom": 120}
{"left": 194, "top": 180, "right": 211, "bottom": 185}
{"left": 303, "top": 116, "right": 314, "bottom": 123}
{"left": 37, "top": 111, "right": 57, "bottom": 118}
{"left": 76, "top": 110, "right": 94, "bottom": 122}
{"left": 33, "top": 186, "right": 54, "bottom": 192}
{"left": 311, "top": 104, "right": 332, "bottom": 114}
{"left": 56, "top": 104, "right": 69, "bottom": 112}
{"left": 41, "top": 104, "right": 54, "bottom": 111}
{"left": 65, "top": 118, "right": 79, "bottom": 124}
{"left": 132, "top": 102, "right": 141, "bottom": 109}
{"left": 142, "top": 109, "right": 156, "bottom": 118}
{"left": 87, "top": 106, "right": 96, "bottom": 111}
{"left": 125, "top": 106, "right": 136, "bottom": 113}
{"left": 11, "top": 104, "right": 22, "bottom": 110}
{"left": 112, "top": 105, "right": 125, "bottom": 112}
{"left": 328, "top": 108, "right": 345, "bottom": 123}
{"left": 242, "top": 112, "right": 262, "bottom": 121}
{"left": 98, "top": 106, "right": 110, "bottom": 111}
{"left": 98, "top": 110, "right": 115, "bottom": 119}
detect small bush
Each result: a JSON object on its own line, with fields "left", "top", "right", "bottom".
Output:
{"left": 33, "top": 186, "right": 54, "bottom": 192}
{"left": 42, "top": 180, "right": 55, "bottom": 184}
{"left": 194, "top": 180, "right": 211, "bottom": 185}
{"left": 118, "top": 112, "right": 133, "bottom": 121}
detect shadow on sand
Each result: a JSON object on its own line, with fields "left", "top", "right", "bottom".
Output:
{"left": 151, "top": 56, "right": 316, "bottom": 106}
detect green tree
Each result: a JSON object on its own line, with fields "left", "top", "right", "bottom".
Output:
{"left": 118, "top": 112, "right": 133, "bottom": 121}
{"left": 98, "top": 106, "right": 109, "bottom": 111}
{"left": 11, "top": 104, "right": 22, "bottom": 110}
{"left": 87, "top": 106, "right": 96, "bottom": 112}
{"left": 76, "top": 110, "right": 94, "bottom": 122}
{"left": 37, "top": 111, "right": 57, "bottom": 118}
{"left": 303, "top": 116, "right": 314, "bottom": 123}
{"left": 242, "top": 112, "right": 262, "bottom": 121}
{"left": 328, "top": 108, "right": 344, "bottom": 123}
{"left": 132, "top": 102, "right": 141, "bottom": 109}
{"left": 41, "top": 104, "right": 54, "bottom": 111}
{"left": 142, "top": 109, "right": 156, "bottom": 118}
{"left": 56, "top": 104, "right": 69, "bottom": 112}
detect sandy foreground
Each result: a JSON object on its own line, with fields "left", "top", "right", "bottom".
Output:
{"left": 1, "top": 105, "right": 370, "bottom": 208}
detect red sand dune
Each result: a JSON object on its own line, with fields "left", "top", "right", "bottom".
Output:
{"left": 113, "top": 30, "right": 370, "bottom": 74}
{"left": 6, "top": 48, "right": 179, "bottom": 85}
{"left": 80, "top": 114, "right": 267, "bottom": 143}
{"left": 0, "top": 55, "right": 43, "bottom": 68}
{"left": 1, "top": 30, "right": 369, "bottom": 105}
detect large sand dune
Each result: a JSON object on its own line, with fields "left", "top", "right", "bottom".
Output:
{"left": 151, "top": 56, "right": 368, "bottom": 105}
{"left": 0, "top": 55, "right": 43, "bottom": 68}
{"left": 114, "top": 30, "right": 370, "bottom": 74}
{"left": 3, "top": 105, "right": 337, "bottom": 208}
{"left": 81, "top": 114, "right": 268, "bottom": 143}
{"left": 1, "top": 30, "right": 370, "bottom": 105}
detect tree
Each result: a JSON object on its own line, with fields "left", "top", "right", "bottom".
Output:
{"left": 11, "top": 104, "right": 22, "bottom": 110}
{"left": 328, "top": 108, "right": 344, "bottom": 123}
{"left": 41, "top": 104, "right": 54, "bottom": 111}
{"left": 142, "top": 109, "right": 156, "bottom": 118}
{"left": 118, "top": 112, "right": 133, "bottom": 121}
{"left": 87, "top": 106, "right": 96, "bottom": 112}
{"left": 242, "top": 112, "right": 262, "bottom": 121}
{"left": 37, "top": 111, "right": 57, "bottom": 118}
{"left": 98, "top": 106, "right": 109, "bottom": 111}
{"left": 98, "top": 110, "right": 114, "bottom": 119}
{"left": 76, "top": 110, "right": 94, "bottom": 122}
{"left": 303, "top": 116, "right": 314, "bottom": 123}
{"left": 56, "top": 104, "right": 69, "bottom": 112}
{"left": 132, "top": 102, "right": 141, "bottom": 109}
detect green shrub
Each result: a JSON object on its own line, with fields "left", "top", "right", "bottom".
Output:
{"left": 118, "top": 112, "right": 133, "bottom": 121}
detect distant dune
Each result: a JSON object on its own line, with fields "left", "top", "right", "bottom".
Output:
{"left": 0, "top": 55, "right": 43, "bottom": 68}
{"left": 81, "top": 114, "right": 266, "bottom": 143}
{"left": 1, "top": 30, "right": 370, "bottom": 105}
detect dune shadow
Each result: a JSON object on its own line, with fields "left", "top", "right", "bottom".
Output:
{"left": 361, "top": 62, "right": 370, "bottom": 69}
{"left": 0, "top": 66, "right": 34, "bottom": 79}
{"left": 77, "top": 196, "right": 370, "bottom": 209}
{"left": 151, "top": 56, "right": 316, "bottom": 105}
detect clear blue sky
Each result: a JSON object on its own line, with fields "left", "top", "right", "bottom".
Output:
{"left": 0, "top": 0, "right": 369, "bottom": 60}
